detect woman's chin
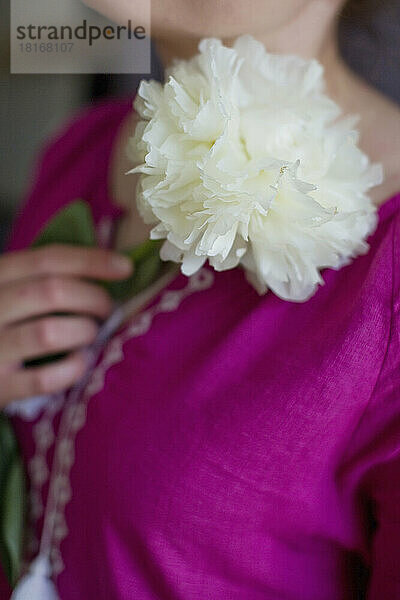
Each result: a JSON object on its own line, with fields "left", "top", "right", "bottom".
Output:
{"left": 81, "top": 0, "right": 314, "bottom": 42}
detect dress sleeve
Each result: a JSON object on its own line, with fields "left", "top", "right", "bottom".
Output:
{"left": 5, "top": 98, "right": 131, "bottom": 252}
{"left": 340, "top": 207, "right": 400, "bottom": 598}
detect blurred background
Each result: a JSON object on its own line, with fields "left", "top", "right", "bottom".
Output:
{"left": 0, "top": 0, "right": 399, "bottom": 251}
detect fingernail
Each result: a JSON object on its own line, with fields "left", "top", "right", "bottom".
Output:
{"left": 110, "top": 254, "right": 133, "bottom": 274}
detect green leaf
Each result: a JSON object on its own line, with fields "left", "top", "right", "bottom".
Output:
{"left": 0, "top": 416, "right": 17, "bottom": 475}
{"left": 124, "top": 239, "right": 161, "bottom": 263}
{"left": 0, "top": 454, "right": 26, "bottom": 587}
{"left": 32, "top": 199, "right": 96, "bottom": 248}
{"left": 0, "top": 415, "right": 26, "bottom": 587}
{"left": 104, "top": 239, "right": 165, "bottom": 302}
{"left": 134, "top": 252, "right": 165, "bottom": 294}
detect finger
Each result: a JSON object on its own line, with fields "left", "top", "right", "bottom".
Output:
{"left": 0, "top": 244, "right": 133, "bottom": 286}
{"left": 0, "top": 350, "right": 87, "bottom": 406}
{"left": 0, "top": 316, "right": 98, "bottom": 362}
{"left": 0, "top": 276, "right": 113, "bottom": 328}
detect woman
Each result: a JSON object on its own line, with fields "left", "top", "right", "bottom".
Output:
{"left": 1, "top": 0, "right": 400, "bottom": 597}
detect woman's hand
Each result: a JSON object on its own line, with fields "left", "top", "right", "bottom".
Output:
{"left": 0, "top": 244, "right": 133, "bottom": 407}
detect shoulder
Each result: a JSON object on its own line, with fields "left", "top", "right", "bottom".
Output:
{"left": 7, "top": 97, "right": 133, "bottom": 251}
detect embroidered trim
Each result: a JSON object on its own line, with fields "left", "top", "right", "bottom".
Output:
{"left": 25, "top": 392, "right": 65, "bottom": 560}
{"left": 27, "top": 267, "right": 214, "bottom": 576}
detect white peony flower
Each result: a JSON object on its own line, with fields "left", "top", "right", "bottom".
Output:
{"left": 127, "top": 34, "right": 383, "bottom": 302}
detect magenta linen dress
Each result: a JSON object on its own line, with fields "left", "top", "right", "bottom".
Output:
{"left": 3, "top": 98, "right": 400, "bottom": 599}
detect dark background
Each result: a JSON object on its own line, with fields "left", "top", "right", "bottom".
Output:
{"left": 0, "top": 0, "right": 399, "bottom": 250}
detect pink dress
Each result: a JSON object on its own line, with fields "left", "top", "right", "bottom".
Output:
{"left": 3, "top": 98, "right": 400, "bottom": 599}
